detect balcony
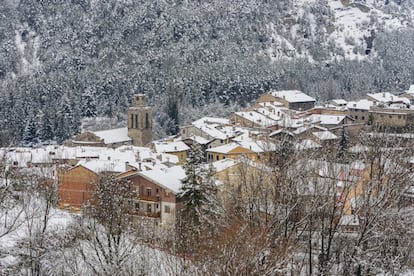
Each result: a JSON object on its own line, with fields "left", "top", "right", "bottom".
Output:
{"left": 128, "top": 210, "right": 161, "bottom": 218}
{"left": 138, "top": 195, "right": 160, "bottom": 202}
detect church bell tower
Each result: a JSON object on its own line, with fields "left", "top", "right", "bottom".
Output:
{"left": 127, "top": 94, "right": 153, "bottom": 146}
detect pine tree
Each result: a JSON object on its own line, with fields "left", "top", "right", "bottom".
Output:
{"left": 22, "top": 112, "right": 38, "bottom": 146}
{"left": 37, "top": 110, "right": 54, "bottom": 142}
{"left": 81, "top": 89, "right": 97, "bottom": 118}
{"left": 177, "top": 143, "right": 220, "bottom": 226}
{"left": 165, "top": 83, "right": 180, "bottom": 135}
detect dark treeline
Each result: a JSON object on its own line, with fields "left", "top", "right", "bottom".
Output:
{"left": 0, "top": 0, "right": 414, "bottom": 145}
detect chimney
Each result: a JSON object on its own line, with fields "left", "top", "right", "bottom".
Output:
{"left": 138, "top": 162, "right": 142, "bottom": 171}
{"left": 125, "top": 161, "right": 130, "bottom": 171}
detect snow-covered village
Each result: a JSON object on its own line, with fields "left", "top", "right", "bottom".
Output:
{"left": 2, "top": 88, "right": 414, "bottom": 275}
{"left": 1, "top": 0, "right": 414, "bottom": 275}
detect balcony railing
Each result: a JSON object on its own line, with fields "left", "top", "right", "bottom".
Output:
{"left": 128, "top": 210, "right": 161, "bottom": 218}
{"left": 138, "top": 195, "right": 160, "bottom": 202}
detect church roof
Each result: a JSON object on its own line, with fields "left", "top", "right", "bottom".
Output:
{"left": 92, "top": 127, "right": 132, "bottom": 145}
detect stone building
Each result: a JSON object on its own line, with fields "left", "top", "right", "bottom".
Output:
{"left": 257, "top": 90, "right": 316, "bottom": 111}
{"left": 69, "top": 94, "right": 153, "bottom": 147}
{"left": 128, "top": 94, "right": 153, "bottom": 147}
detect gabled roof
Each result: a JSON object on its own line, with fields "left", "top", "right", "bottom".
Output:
{"left": 331, "top": 99, "right": 348, "bottom": 106}
{"left": 182, "top": 135, "right": 211, "bottom": 145}
{"left": 234, "top": 111, "right": 278, "bottom": 127}
{"left": 309, "top": 114, "right": 346, "bottom": 126}
{"left": 206, "top": 141, "right": 276, "bottom": 154}
{"left": 153, "top": 141, "right": 190, "bottom": 153}
{"left": 347, "top": 99, "right": 374, "bottom": 110}
{"left": 206, "top": 143, "right": 245, "bottom": 154}
{"left": 92, "top": 127, "right": 132, "bottom": 144}
{"left": 139, "top": 166, "right": 186, "bottom": 194}
{"left": 76, "top": 160, "right": 127, "bottom": 174}
{"left": 192, "top": 117, "right": 230, "bottom": 127}
{"left": 367, "top": 92, "right": 409, "bottom": 105}
{"left": 269, "top": 90, "right": 316, "bottom": 103}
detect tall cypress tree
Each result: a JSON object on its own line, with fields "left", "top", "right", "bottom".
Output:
{"left": 337, "top": 126, "right": 348, "bottom": 159}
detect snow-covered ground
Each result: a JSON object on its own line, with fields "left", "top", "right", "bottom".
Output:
{"left": 267, "top": 0, "right": 413, "bottom": 61}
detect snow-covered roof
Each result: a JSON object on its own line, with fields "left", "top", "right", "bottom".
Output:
{"left": 331, "top": 99, "right": 348, "bottom": 106}
{"left": 309, "top": 114, "right": 346, "bottom": 126}
{"left": 347, "top": 99, "right": 374, "bottom": 110}
{"left": 206, "top": 143, "right": 241, "bottom": 154}
{"left": 92, "top": 127, "right": 132, "bottom": 144}
{"left": 367, "top": 92, "right": 409, "bottom": 105}
{"left": 234, "top": 111, "right": 278, "bottom": 127}
{"left": 270, "top": 90, "right": 315, "bottom": 103}
{"left": 195, "top": 124, "right": 228, "bottom": 140}
{"left": 182, "top": 135, "right": 211, "bottom": 145}
{"left": 192, "top": 117, "right": 230, "bottom": 127}
{"left": 153, "top": 141, "right": 190, "bottom": 153}
{"left": 209, "top": 159, "right": 238, "bottom": 172}
{"left": 76, "top": 160, "right": 127, "bottom": 173}
{"left": 254, "top": 107, "right": 283, "bottom": 121}
{"left": 239, "top": 140, "right": 276, "bottom": 152}
{"left": 139, "top": 166, "right": 186, "bottom": 194}
{"left": 312, "top": 131, "right": 338, "bottom": 141}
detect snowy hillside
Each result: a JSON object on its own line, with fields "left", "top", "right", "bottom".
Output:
{"left": 1, "top": 0, "right": 414, "bottom": 146}
{"left": 266, "top": 0, "right": 414, "bottom": 61}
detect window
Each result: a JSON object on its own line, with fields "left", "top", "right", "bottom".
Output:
{"left": 355, "top": 116, "right": 358, "bottom": 120}
{"left": 398, "top": 115, "right": 402, "bottom": 119}
{"left": 145, "top": 113, "right": 150, "bottom": 128}
{"left": 165, "top": 190, "right": 170, "bottom": 197}
{"left": 147, "top": 204, "right": 152, "bottom": 213}
{"left": 135, "top": 202, "right": 139, "bottom": 210}
{"left": 389, "top": 115, "right": 392, "bottom": 119}
{"left": 131, "top": 114, "right": 134, "bottom": 128}
{"left": 164, "top": 205, "right": 171, "bottom": 213}
{"left": 361, "top": 116, "right": 365, "bottom": 120}
{"left": 135, "top": 114, "right": 138, "bottom": 129}
{"left": 216, "top": 155, "right": 219, "bottom": 161}
{"left": 146, "top": 188, "right": 152, "bottom": 196}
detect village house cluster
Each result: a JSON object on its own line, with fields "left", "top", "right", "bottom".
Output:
{"left": 2, "top": 88, "right": 414, "bottom": 230}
